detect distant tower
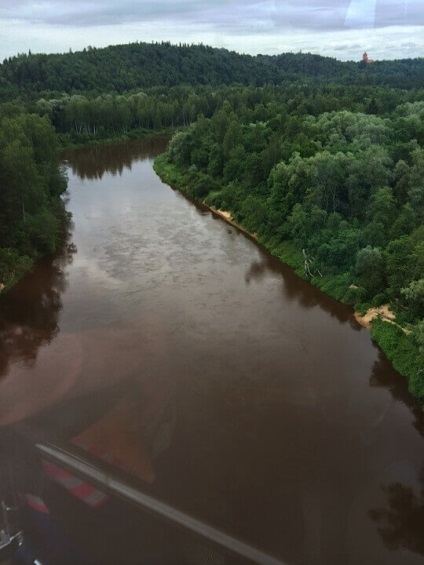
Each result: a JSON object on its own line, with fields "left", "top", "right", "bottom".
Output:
{"left": 361, "top": 51, "right": 375, "bottom": 63}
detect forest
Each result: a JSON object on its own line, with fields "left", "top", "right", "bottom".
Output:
{"left": 0, "top": 41, "right": 423, "bottom": 398}
{"left": 1, "top": 42, "right": 424, "bottom": 98}
{"left": 0, "top": 107, "right": 68, "bottom": 291}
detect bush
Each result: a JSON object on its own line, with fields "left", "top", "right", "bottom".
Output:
{"left": 0, "top": 248, "right": 33, "bottom": 289}
{"left": 318, "top": 272, "right": 352, "bottom": 301}
{"left": 371, "top": 318, "right": 424, "bottom": 399}
{"left": 344, "top": 285, "right": 367, "bottom": 305}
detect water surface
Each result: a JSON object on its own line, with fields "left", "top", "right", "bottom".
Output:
{"left": 1, "top": 137, "right": 424, "bottom": 565}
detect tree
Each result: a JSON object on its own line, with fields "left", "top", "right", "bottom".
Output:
{"left": 401, "top": 279, "right": 424, "bottom": 319}
{"left": 0, "top": 113, "right": 67, "bottom": 287}
{"left": 355, "top": 246, "right": 386, "bottom": 298}
{"left": 413, "top": 320, "right": 424, "bottom": 354}
{"left": 385, "top": 237, "right": 414, "bottom": 298}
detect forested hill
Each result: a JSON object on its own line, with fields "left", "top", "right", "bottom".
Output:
{"left": 1, "top": 41, "right": 423, "bottom": 98}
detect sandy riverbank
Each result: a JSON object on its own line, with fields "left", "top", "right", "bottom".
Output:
{"left": 209, "top": 207, "right": 258, "bottom": 239}
{"left": 354, "top": 304, "right": 408, "bottom": 332}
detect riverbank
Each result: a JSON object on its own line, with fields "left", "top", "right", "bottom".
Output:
{"left": 0, "top": 255, "right": 33, "bottom": 295}
{"left": 58, "top": 127, "right": 175, "bottom": 151}
{"left": 354, "top": 304, "right": 395, "bottom": 329}
{"left": 153, "top": 153, "right": 424, "bottom": 403}
{"left": 210, "top": 208, "right": 258, "bottom": 240}
{"left": 153, "top": 155, "right": 367, "bottom": 325}
{"left": 0, "top": 209, "right": 72, "bottom": 296}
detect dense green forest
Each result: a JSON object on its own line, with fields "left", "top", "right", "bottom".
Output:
{"left": 0, "top": 108, "right": 68, "bottom": 290}
{"left": 1, "top": 41, "right": 424, "bottom": 99}
{"left": 26, "top": 82, "right": 423, "bottom": 145}
{"left": 0, "top": 40, "right": 423, "bottom": 398}
{"left": 1, "top": 42, "right": 422, "bottom": 148}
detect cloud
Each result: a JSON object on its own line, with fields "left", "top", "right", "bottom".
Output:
{"left": 6, "top": 0, "right": 423, "bottom": 30}
{"left": 0, "top": 0, "right": 422, "bottom": 61}
{"left": 49, "top": 0, "right": 214, "bottom": 26}
{"left": 2, "top": 0, "right": 257, "bottom": 27}
{"left": 270, "top": 2, "right": 350, "bottom": 32}
{"left": 332, "top": 42, "right": 362, "bottom": 52}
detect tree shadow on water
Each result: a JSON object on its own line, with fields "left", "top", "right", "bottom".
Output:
{"left": 0, "top": 233, "right": 76, "bottom": 379}
{"left": 244, "top": 251, "right": 356, "bottom": 326}
{"left": 369, "top": 475, "right": 424, "bottom": 555}
{"left": 62, "top": 137, "right": 169, "bottom": 180}
{"left": 369, "top": 352, "right": 424, "bottom": 557}
{"left": 244, "top": 258, "right": 270, "bottom": 284}
{"left": 369, "top": 350, "right": 424, "bottom": 437}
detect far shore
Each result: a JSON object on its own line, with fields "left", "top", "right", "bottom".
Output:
{"left": 208, "top": 206, "right": 403, "bottom": 334}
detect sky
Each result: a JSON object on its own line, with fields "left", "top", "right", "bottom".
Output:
{"left": 0, "top": 0, "right": 422, "bottom": 63}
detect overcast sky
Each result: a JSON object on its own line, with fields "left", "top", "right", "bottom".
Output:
{"left": 0, "top": 0, "right": 422, "bottom": 62}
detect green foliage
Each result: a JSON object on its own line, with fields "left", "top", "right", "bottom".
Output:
{"left": 413, "top": 320, "right": 424, "bottom": 354}
{"left": 355, "top": 246, "right": 386, "bottom": 297}
{"left": 265, "top": 240, "right": 304, "bottom": 272}
{"left": 153, "top": 153, "right": 188, "bottom": 190}
{"left": 371, "top": 319, "right": 424, "bottom": 399}
{"left": 0, "top": 248, "right": 33, "bottom": 290}
{"left": 318, "top": 272, "right": 353, "bottom": 301}
{"left": 401, "top": 279, "right": 424, "bottom": 319}
{"left": 0, "top": 112, "right": 67, "bottom": 289}
{"left": 2, "top": 43, "right": 424, "bottom": 100}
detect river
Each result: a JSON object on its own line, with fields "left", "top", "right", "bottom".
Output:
{"left": 1, "top": 137, "right": 424, "bottom": 565}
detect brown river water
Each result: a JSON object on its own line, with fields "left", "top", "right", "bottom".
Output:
{"left": 1, "top": 137, "right": 424, "bottom": 565}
